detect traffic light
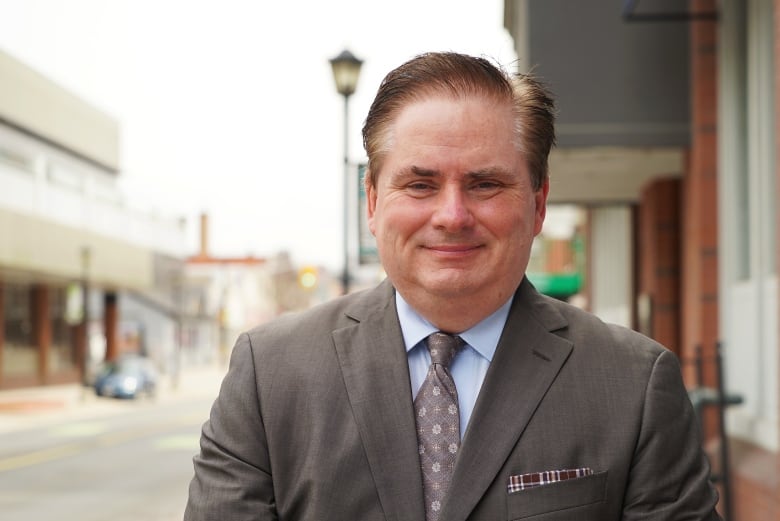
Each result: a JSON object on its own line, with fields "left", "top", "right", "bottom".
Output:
{"left": 298, "top": 266, "right": 318, "bottom": 290}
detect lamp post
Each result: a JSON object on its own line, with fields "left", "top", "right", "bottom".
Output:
{"left": 330, "top": 49, "right": 363, "bottom": 295}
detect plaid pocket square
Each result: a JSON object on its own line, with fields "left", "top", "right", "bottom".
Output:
{"left": 507, "top": 467, "right": 594, "bottom": 493}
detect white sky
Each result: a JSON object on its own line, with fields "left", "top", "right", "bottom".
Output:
{"left": 0, "top": 0, "right": 517, "bottom": 270}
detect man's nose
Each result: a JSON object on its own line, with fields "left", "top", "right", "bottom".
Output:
{"left": 431, "top": 186, "right": 474, "bottom": 231}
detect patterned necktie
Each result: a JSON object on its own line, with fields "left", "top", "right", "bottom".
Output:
{"left": 414, "top": 332, "right": 464, "bottom": 521}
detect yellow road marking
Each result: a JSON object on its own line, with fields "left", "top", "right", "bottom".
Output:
{"left": 0, "top": 443, "right": 83, "bottom": 472}
{"left": 0, "top": 413, "right": 204, "bottom": 472}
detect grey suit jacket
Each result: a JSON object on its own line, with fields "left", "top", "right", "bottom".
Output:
{"left": 185, "top": 278, "right": 721, "bottom": 520}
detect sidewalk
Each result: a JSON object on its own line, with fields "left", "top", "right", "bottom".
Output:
{"left": 0, "top": 363, "right": 227, "bottom": 435}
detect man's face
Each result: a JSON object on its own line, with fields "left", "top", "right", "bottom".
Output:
{"left": 367, "top": 95, "right": 548, "bottom": 307}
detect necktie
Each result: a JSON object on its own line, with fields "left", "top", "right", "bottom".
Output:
{"left": 414, "top": 332, "right": 464, "bottom": 521}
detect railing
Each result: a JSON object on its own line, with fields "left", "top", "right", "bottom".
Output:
{"left": 686, "top": 343, "right": 743, "bottom": 521}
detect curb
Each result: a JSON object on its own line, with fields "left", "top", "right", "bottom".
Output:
{"left": 0, "top": 364, "right": 226, "bottom": 435}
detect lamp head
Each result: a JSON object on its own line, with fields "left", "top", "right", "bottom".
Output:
{"left": 330, "top": 49, "right": 363, "bottom": 97}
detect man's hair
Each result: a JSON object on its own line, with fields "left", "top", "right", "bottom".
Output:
{"left": 361, "top": 51, "right": 556, "bottom": 191}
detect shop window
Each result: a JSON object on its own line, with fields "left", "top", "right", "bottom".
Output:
{"left": 2, "top": 283, "right": 37, "bottom": 377}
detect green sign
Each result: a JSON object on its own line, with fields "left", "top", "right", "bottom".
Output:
{"left": 527, "top": 271, "right": 583, "bottom": 298}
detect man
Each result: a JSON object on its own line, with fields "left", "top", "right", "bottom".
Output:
{"left": 185, "top": 52, "right": 721, "bottom": 520}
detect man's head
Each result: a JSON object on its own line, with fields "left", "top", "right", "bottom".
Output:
{"left": 363, "top": 52, "right": 556, "bottom": 331}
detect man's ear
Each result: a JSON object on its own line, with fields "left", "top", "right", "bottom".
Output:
{"left": 366, "top": 172, "right": 378, "bottom": 236}
{"left": 533, "top": 178, "right": 550, "bottom": 237}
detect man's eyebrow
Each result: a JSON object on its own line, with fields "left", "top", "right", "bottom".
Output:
{"left": 409, "top": 166, "right": 438, "bottom": 177}
{"left": 467, "top": 167, "right": 514, "bottom": 179}
{"left": 395, "top": 165, "right": 513, "bottom": 179}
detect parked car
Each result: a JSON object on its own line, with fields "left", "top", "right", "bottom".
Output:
{"left": 94, "top": 355, "right": 158, "bottom": 399}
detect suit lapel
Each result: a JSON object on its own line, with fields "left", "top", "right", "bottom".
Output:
{"left": 332, "top": 281, "right": 426, "bottom": 521}
{"left": 440, "top": 280, "right": 574, "bottom": 521}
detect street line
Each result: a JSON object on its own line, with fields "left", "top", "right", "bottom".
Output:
{"left": 0, "top": 442, "right": 84, "bottom": 472}
{"left": 0, "top": 412, "right": 205, "bottom": 472}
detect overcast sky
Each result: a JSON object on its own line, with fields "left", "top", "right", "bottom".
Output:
{"left": 0, "top": 0, "right": 517, "bottom": 269}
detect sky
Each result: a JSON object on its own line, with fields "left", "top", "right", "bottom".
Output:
{"left": 0, "top": 0, "right": 517, "bottom": 270}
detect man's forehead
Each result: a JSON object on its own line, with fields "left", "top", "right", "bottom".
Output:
{"left": 368, "top": 93, "right": 520, "bottom": 183}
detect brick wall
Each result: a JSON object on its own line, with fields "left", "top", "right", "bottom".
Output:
{"left": 32, "top": 285, "right": 50, "bottom": 383}
{"left": 104, "top": 292, "right": 118, "bottom": 362}
{"left": 683, "top": 0, "right": 720, "bottom": 437}
{"left": 637, "top": 178, "right": 681, "bottom": 355}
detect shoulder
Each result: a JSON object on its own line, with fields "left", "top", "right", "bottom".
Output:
{"left": 526, "top": 293, "right": 687, "bottom": 412}
{"left": 522, "top": 287, "right": 669, "bottom": 370}
{"left": 558, "top": 299, "right": 660, "bottom": 346}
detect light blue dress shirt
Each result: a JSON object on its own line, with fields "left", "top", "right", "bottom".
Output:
{"left": 396, "top": 292, "right": 513, "bottom": 439}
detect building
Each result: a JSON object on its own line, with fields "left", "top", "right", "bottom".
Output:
{"left": 503, "top": 1, "right": 779, "bottom": 518}
{"left": 0, "top": 48, "right": 189, "bottom": 388}
{"left": 181, "top": 214, "right": 333, "bottom": 366}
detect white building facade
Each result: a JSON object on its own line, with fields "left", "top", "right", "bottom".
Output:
{"left": 0, "top": 48, "right": 189, "bottom": 388}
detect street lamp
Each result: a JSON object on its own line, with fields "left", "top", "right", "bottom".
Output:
{"left": 330, "top": 49, "right": 363, "bottom": 295}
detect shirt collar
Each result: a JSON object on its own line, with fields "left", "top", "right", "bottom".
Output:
{"left": 395, "top": 291, "right": 513, "bottom": 362}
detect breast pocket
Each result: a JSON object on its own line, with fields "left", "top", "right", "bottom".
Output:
{"left": 506, "top": 471, "right": 608, "bottom": 520}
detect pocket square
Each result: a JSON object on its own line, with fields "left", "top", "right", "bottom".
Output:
{"left": 507, "top": 467, "right": 594, "bottom": 493}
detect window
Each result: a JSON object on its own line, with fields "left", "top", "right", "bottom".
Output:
{"left": 2, "top": 282, "right": 37, "bottom": 377}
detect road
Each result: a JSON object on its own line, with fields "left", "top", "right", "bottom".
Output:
{"left": 0, "top": 386, "right": 218, "bottom": 521}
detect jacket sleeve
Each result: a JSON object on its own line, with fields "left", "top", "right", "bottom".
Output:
{"left": 184, "top": 333, "right": 278, "bottom": 521}
{"left": 622, "top": 348, "right": 722, "bottom": 520}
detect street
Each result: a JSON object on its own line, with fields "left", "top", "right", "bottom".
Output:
{"left": 0, "top": 369, "right": 222, "bottom": 521}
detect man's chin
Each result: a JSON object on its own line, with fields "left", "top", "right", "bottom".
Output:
{"left": 418, "top": 272, "right": 482, "bottom": 298}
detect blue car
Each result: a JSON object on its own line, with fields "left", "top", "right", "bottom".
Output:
{"left": 94, "top": 356, "right": 158, "bottom": 399}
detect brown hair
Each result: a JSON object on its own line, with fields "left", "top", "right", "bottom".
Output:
{"left": 361, "top": 52, "right": 556, "bottom": 191}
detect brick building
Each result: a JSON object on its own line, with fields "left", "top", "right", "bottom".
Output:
{"left": 504, "top": 1, "right": 778, "bottom": 519}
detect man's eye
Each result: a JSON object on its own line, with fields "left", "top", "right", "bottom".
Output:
{"left": 474, "top": 181, "right": 501, "bottom": 191}
{"left": 408, "top": 183, "right": 434, "bottom": 191}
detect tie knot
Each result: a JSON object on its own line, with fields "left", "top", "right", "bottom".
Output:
{"left": 425, "top": 332, "right": 464, "bottom": 368}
